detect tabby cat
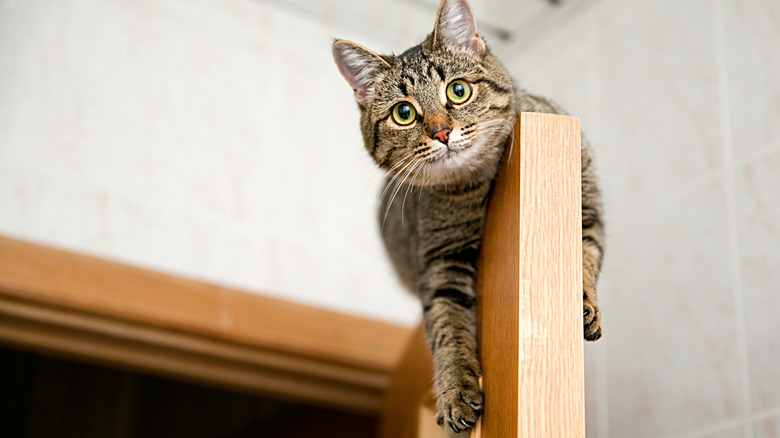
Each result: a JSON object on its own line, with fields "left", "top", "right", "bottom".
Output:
{"left": 332, "top": 0, "right": 604, "bottom": 432}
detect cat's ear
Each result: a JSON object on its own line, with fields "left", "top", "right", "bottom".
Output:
{"left": 332, "top": 40, "right": 391, "bottom": 104}
{"left": 432, "top": 0, "right": 486, "bottom": 57}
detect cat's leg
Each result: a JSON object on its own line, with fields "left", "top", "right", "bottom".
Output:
{"left": 420, "top": 253, "right": 483, "bottom": 433}
{"left": 582, "top": 237, "right": 602, "bottom": 341}
{"left": 581, "top": 139, "right": 604, "bottom": 341}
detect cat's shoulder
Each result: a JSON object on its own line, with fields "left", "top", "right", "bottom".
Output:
{"left": 515, "top": 91, "right": 569, "bottom": 116}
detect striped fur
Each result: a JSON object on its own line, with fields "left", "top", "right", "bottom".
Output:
{"left": 333, "top": 0, "right": 603, "bottom": 432}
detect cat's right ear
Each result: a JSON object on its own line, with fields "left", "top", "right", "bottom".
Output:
{"left": 332, "top": 40, "right": 390, "bottom": 104}
{"left": 432, "top": 0, "right": 486, "bottom": 57}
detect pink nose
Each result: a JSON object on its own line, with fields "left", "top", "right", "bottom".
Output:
{"left": 432, "top": 127, "right": 451, "bottom": 143}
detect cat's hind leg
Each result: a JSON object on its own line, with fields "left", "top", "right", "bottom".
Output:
{"left": 582, "top": 204, "right": 603, "bottom": 341}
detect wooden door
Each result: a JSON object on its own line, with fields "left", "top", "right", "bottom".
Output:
{"left": 381, "top": 113, "right": 586, "bottom": 438}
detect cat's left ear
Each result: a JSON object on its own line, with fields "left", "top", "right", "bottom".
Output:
{"left": 433, "top": 0, "right": 486, "bottom": 57}
{"left": 332, "top": 40, "right": 391, "bottom": 104}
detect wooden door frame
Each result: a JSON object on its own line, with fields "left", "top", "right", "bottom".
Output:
{"left": 0, "top": 235, "right": 413, "bottom": 413}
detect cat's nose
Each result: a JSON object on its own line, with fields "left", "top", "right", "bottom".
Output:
{"left": 432, "top": 125, "right": 451, "bottom": 144}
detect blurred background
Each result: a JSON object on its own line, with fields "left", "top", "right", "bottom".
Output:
{"left": 1, "top": 0, "right": 779, "bottom": 437}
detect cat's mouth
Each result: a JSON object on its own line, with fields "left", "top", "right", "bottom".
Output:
{"left": 441, "top": 144, "right": 458, "bottom": 160}
{"left": 418, "top": 129, "right": 510, "bottom": 186}
{"left": 430, "top": 139, "right": 471, "bottom": 161}
{"left": 424, "top": 140, "right": 481, "bottom": 173}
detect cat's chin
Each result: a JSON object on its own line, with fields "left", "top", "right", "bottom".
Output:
{"left": 416, "top": 148, "right": 496, "bottom": 188}
{"left": 414, "top": 138, "right": 500, "bottom": 187}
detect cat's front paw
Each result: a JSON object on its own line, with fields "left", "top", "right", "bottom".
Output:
{"left": 435, "top": 372, "right": 483, "bottom": 433}
{"left": 583, "top": 298, "right": 602, "bottom": 341}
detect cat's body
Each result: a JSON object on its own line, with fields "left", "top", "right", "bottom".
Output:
{"left": 333, "top": 0, "right": 603, "bottom": 432}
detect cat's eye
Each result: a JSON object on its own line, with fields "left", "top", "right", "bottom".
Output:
{"left": 392, "top": 102, "right": 417, "bottom": 126}
{"left": 446, "top": 79, "right": 472, "bottom": 105}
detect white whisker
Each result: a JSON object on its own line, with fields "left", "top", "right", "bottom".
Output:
{"left": 379, "top": 154, "right": 414, "bottom": 209}
{"left": 506, "top": 124, "right": 517, "bottom": 163}
{"left": 400, "top": 159, "right": 425, "bottom": 228}
{"left": 383, "top": 157, "right": 421, "bottom": 229}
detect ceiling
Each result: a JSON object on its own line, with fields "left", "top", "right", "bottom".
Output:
{"left": 260, "top": 0, "right": 577, "bottom": 52}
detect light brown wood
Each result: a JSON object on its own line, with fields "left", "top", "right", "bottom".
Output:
{"left": 474, "top": 112, "right": 584, "bottom": 437}
{"left": 380, "top": 324, "right": 434, "bottom": 438}
{"left": 417, "top": 404, "right": 450, "bottom": 438}
{"left": 382, "top": 113, "right": 585, "bottom": 437}
{"left": 516, "top": 113, "right": 584, "bottom": 437}
{"left": 0, "top": 235, "right": 413, "bottom": 412}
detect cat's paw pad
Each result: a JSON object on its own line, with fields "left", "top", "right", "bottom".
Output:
{"left": 583, "top": 301, "right": 602, "bottom": 341}
{"left": 435, "top": 376, "right": 483, "bottom": 433}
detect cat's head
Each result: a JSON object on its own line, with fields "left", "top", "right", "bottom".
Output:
{"left": 333, "top": 0, "right": 516, "bottom": 187}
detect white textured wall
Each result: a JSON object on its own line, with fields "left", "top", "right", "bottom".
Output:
{"left": 503, "top": 0, "right": 780, "bottom": 437}
{"left": 5, "top": 0, "right": 780, "bottom": 435}
{"left": 0, "top": 0, "right": 431, "bottom": 326}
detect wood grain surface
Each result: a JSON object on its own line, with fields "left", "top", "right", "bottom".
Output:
{"left": 473, "top": 112, "right": 584, "bottom": 437}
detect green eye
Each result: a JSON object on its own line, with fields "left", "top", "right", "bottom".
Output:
{"left": 446, "top": 79, "right": 472, "bottom": 104}
{"left": 392, "top": 102, "right": 417, "bottom": 126}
